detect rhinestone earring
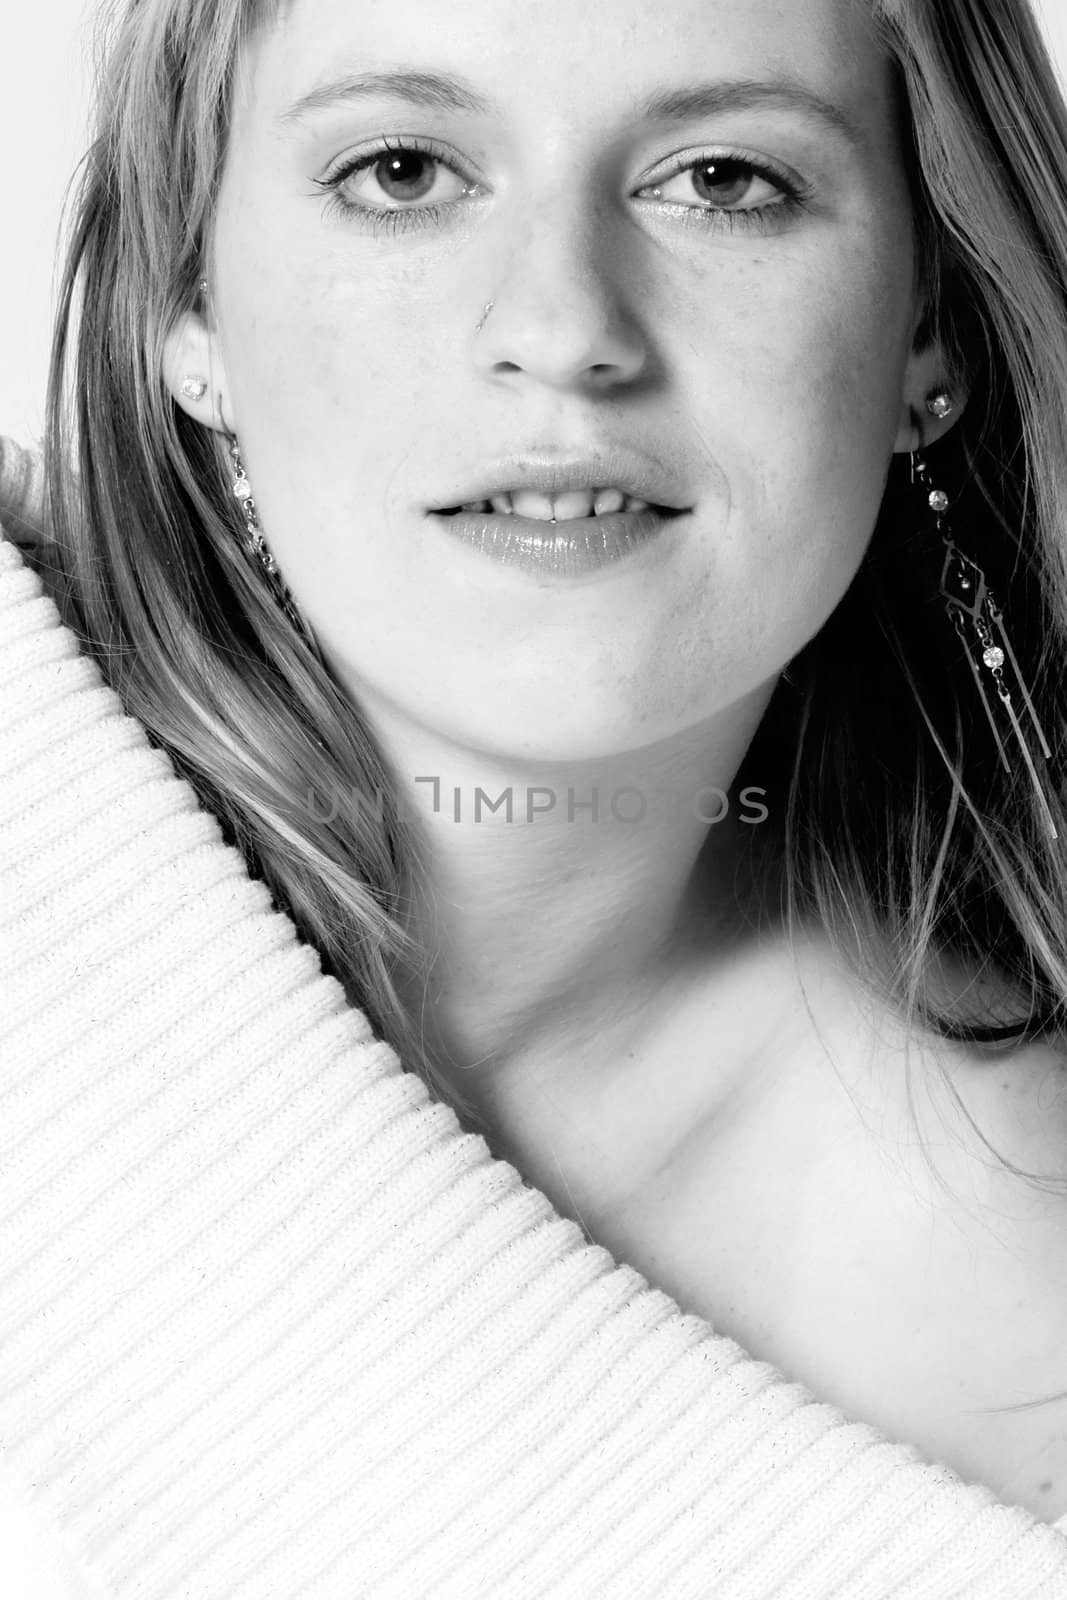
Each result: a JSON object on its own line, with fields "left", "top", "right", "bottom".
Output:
{"left": 228, "top": 436, "right": 308, "bottom": 639}
{"left": 911, "top": 448, "right": 1058, "bottom": 841}
{"left": 180, "top": 376, "right": 208, "bottom": 402}
{"left": 926, "top": 390, "right": 955, "bottom": 421}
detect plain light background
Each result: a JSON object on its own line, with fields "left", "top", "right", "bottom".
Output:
{"left": 1, "top": 0, "right": 1067, "bottom": 443}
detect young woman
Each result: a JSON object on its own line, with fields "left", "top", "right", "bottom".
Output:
{"left": 4, "top": 0, "right": 1067, "bottom": 1591}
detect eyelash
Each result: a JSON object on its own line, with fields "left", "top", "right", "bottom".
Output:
{"left": 313, "top": 135, "right": 811, "bottom": 238}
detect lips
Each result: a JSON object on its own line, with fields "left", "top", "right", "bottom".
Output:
{"left": 429, "top": 449, "right": 692, "bottom": 515}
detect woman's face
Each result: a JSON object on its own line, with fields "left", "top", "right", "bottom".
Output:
{"left": 188, "top": 0, "right": 933, "bottom": 765}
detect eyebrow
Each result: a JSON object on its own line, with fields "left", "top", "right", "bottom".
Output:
{"left": 276, "top": 67, "right": 866, "bottom": 151}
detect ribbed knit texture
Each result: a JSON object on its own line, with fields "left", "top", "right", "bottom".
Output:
{"left": 2, "top": 519, "right": 1067, "bottom": 1599}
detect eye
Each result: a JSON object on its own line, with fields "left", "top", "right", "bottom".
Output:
{"left": 315, "top": 137, "right": 474, "bottom": 217}
{"left": 644, "top": 154, "right": 795, "bottom": 214}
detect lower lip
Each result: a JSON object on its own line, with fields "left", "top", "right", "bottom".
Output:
{"left": 430, "top": 506, "right": 685, "bottom": 578}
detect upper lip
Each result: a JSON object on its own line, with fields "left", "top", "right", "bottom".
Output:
{"left": 431, "top": 449, "right": 692, "bottom": 511}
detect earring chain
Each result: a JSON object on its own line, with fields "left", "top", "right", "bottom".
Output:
{"left": 228, "top": 437, "right": 309, "bottom": 639}
{"left": 912, "top": 449, "right": 1057, "bottom": 842}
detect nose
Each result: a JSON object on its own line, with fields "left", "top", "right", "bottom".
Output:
{"left": 471, "top": 199, "right": 652, "bottom": 393}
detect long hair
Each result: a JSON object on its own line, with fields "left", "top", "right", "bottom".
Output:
{"left": 735, "top": 0, "right": 1067, "bottom": 1191}
{"left": 38, "top": 0, "right": 1067, "bottom": 1176}
{"left": 40, "top": 0, "right": 483, "bottom": 1127}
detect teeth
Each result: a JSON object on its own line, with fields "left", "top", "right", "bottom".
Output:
{"left": 458, "top": 488, "right": 652, "bottom": 520}
{"left": 510, "top": 489, "right": 593, "bottom": 521}
{"left": 594, "top": 489, "right": 628, "bottom": 516}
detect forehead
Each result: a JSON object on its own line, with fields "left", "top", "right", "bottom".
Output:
{"left": 247, "top": 0, "right": 893, "bottom": 139}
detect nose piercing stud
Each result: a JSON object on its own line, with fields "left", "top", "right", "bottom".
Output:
{"left": 181, "top": 377, "right": 208, "bottom": 401}
{"left": 926, "top": 391, "right": 955, "bottom": 419}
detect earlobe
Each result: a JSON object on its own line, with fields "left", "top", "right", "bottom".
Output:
{"left": 893, "top": 317, "right": 972, "bottom": 454}
{"left": 893, "top": 372, "right": 970, "bottom": 455}
{"left": 162, "top": 307, "right": 233, "bottom": 435}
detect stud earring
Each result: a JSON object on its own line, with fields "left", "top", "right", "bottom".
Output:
{"left": 926, "top": 391, "right": 955, "bottom": 420}
{"left": 228, "top": 435, "right": 309, "bottom": 639}
{"left": 180, "top": 377, "right": 208, "bottom": 402}
{"left": 911, "top": 450, "right": 1058, "bottom": 842}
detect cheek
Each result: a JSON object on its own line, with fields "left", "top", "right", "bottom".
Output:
{"left": 212, "top": 167, "right": 404, "bottom": 439}
{"left": 655, "top": 245, "right": 912, "bottom": 700}
{"left": 714, "top": 242, "right": 911, "bottom": 462}
{"left": 727, "top": 241, "right": 910, "bottom": 547}
{"left": 222, "top": 274, "right": 392, "bottom": 437}
{"left": 213, "top": 218, "right": 428, "bottom": 587}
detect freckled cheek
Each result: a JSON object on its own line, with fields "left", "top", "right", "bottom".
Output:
{"left": 743, "top": 259, "right": 907, "bottom": 437}
{"left": 217, "top": 191, "right": 407, "bottom": 435}
{"left": 667, "top": 256, "right": 910, "bottom": 682}
{"left": 230, "top": 295, "right": 388, "bottom": 443}
{"left": 722, "top": 257, "right": 908, "bottom": 528}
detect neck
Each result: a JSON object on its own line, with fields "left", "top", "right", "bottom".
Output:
{"left": 361, "top": 685, "right": 785, "bottom": 1129}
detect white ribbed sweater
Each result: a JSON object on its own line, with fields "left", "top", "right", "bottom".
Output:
{"left": 2, "top": 519, "right": 1067, "bottom": 1599}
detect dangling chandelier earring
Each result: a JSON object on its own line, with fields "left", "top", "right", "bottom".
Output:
{"left": 914, "top": 392, "right": 1058, "bottom": 842}
{"left": 228, "top": 435, "right": 309, "bottom": 640}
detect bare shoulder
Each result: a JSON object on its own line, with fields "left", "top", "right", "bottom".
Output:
{"left": 484, "top": 920, "right": 1067, "bottom": 1524}
{"left": 643, "top": 929, "right": 1067, "bottom": 1525}
{"left": 769, "top": 937, "right": 1067, "bottom": 1525}
{"left": 884, "top": 1026, "right": 1067, "bottom": 1522}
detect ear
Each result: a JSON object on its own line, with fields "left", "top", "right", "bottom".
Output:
{"left": 892, "top": 305, "right": 971, "bottom": 455}
{"left": 162, "top": 292, "right": 235, "bottom": 436}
